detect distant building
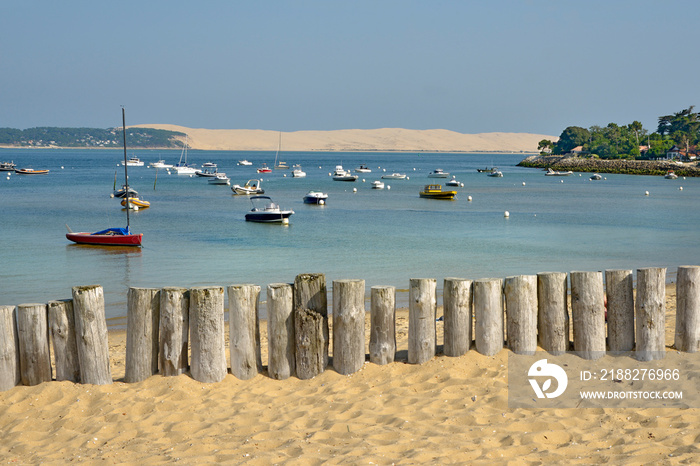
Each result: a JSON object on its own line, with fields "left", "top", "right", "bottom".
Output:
{"left": 666, "top": 145, "right": 681, "bottom": 160}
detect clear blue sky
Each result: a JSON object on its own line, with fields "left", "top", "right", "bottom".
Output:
{"left": 1, "top": 0, "right": 697, "bottom": 137}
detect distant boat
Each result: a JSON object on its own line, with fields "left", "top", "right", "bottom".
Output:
{"left": 590, "top": 173, "right": 602, "bottom": 180}
{"left": 150, "top": 160, "right": 172, "bottom": 169}
{"left": 545, "top": 168, "right": 573, "bottom": 176}
{"left": 355, "top": 164, "right": 372, "bottom": 173}
{"left": 201, "top": 162, "right": 217, "bottom": 169}
{"left": 208, "top": 173, "right": 231, "bottom": 185}
{"left": 446, "top": 176, "right": 461, "bottom": 186}
{"left": 303, "top": 191, "right": 328, "bottom": 204}
{"left": 477, "top": 166, "right": 497, "bottom": 173}
{"left": 332, "top": 165, "right": 358, "bottom": 181}
{"left": 120, "top": 197, "right": 150, "bottom": 209}
{"left": 256, "top": 163, "right": 272, "bottom": 174}
{"left": 238, "top": 159, "right": 252, "bottom": 166}
{"left": 487, "top": 169, "right": 503, "bottom": 177}
{"left": 123, "top": 156, "right": 144, "bottom": 167}
{"left": 381, "top": 173, "right": 407, "bottom": 180}
{"left": 232, "top": 179, "right": 264, "bottom": 195}
{"left": 428, "top": 168, "right": 449, "bottom": 178}
{"left": 196, "top": 167, "right": 221, "bottom": 177}
{"left": 113, "top": 185, "right": 138, "bottom": 198}
{"left": 664, "top": 170, "right": 678, "bottom": 179}
{"left": 292, "top": 165, "right": 306, "bottom": 178}
{"left": 372, "top": 180, "right": 385, "bottom": 189}
{"left": 245, "top": 195, "right": 294, "bottom": 224}
{"left": 15, "top": 168, "right": 49, "bottom": 175}
{"left": 172, "top": 135, "right": 198, "bottom": 174}
{"left": 0, "top": 161, "right": 17, "bottom": 171}
{"left": 274, "top": 132, "right": 289, "bottom": 169}
{"left": 419, "top": 184, "right": 457, "bottom": 200}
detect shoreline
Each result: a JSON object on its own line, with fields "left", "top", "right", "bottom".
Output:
{"left": 519, "top": 154, "right": 700, "bottom": 177}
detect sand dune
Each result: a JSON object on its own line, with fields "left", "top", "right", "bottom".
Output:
{"left": 131, "top": 124, "right": 557, "bottom": 153}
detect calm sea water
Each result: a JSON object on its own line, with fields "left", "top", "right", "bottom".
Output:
{"left": 1, "top": 148, "right": 698, "bottom": 326}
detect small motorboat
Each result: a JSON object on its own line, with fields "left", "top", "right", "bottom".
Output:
{"left": 196, "top": 167, "right": 221, "bottom": 177}
{"left": 381, "top": 173, "right": 407, "bottom": 180}
{"left": 0, "top": 161, "right": 17, "bottom": 171}
{"left": 149, "top": 160, "right": 172, "bottom": 169}
{"left": 201, "top": 162, "right": 217, "bottom": 169}
{"left": 123, "top": 157, "right": 144, "bottom": 167}
{"left": 292, "top": 165, "right": 307, "bottom": 178}
{"left": 477, "top": 167, "right": 497, "bottom": 173}
{"left": 245, "top": 196, "right": 294, "bottom": 224}
{"left": 590, "top": 173, "right": 602, "bottom": 180}
{"left": 238, "top": 160, "right": 253, "bottom": 166}
{"left": 120, "top": 197, "right": 150, "bottom": 209}
{"left": 208, "top": 173, "right": 231, "bottom": 185}
{"left": 66, "top": 226, "right": 142, "bottom": 246}
{"left": 15, "top": 168, "right": 49, "bottom": 175}
{"left": 419, "top": 184, "right": 457, "bottom": 200}
{"left": 113, "top": 185, "right": 138, "bottom": 198}
{"left": 257, "top": 163, "right": 272, "bottom": 174}
{"left": 332, "top": 165, "right": 358, "bottom": 181}
{"left": 487, "top": 169, "right": 503, "bottom": 177}
{"left": 664, "top": 170, "right": 678, "bottom": 179}
{"left": 428, "top": 168, "right": 449, "bottom": 178}
{"left": 232, "top": 179, "right": 264, "bottom": 195}
{"left": 446, "top": 176, "right": 460, "bottom": 186}
{"left": 355, "top": 164, "right": 372, "bottom": 173}
{"left": 545, "top": 168, "right": 573, "bottom": 176}
{"left": 372, "top": 180, "right": 385, "bottom": 189}
{"left": 303, "top": 191, "right": 328, "bottom": 204}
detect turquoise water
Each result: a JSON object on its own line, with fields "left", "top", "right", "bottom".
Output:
{"left": 1, "top": 148, "right": 698, "bottom": 323}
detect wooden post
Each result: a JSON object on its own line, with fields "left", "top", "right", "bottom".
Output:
{"left": 473, "top": 278, "right": 504, "bottom": 356}
{"left": 72, "top": 285, "right": 112, "bottom": 385}
{"left": 443, "top": 278, "right": 472, "bottom": 357}
{"left": 0, "top": 305, "right": 20, "bottom": 391}
{"left": 228, "top": 284, "right": 262, "bottom": 380}
{"left": 675, "top": 266, "right": 700, "bottom": 352}
{"left": 189, "top": 286, "right": 227, "bottom": 383}
{"left": 125, "top": 287, "right": 160, "bottom": 383}
{"left": 408, "top": 278, "right": 436, "bottom": 364}
{"left": 635, "top": 267, "right": 666, "bottom": 361}
{"left": 294, "top": 308, "right": 325, "bottom": 379}
{"left": 605, "top": 269, "right": 635, "bottom": 352}
{"left": 570, "top": 271, "right": 606, "bottom": 360}
{"left": 17, "top": 303, "right": 52, "bottom": 386}
{"left": 332, "top": 279, "right": 366, "bottom": 375}
{"left": 504, "top": 275, "right": 537, "bottom": 355}
{"left": 267, "top": 283, "right": 295, "bottom": 379}
{"left": 294, "top": 273, "right": 328, "bottom": 371}
{"left": 48, "top": 299, "right": 80, "bottom": 382}
{"left": 537, "top": 272, "right": 569, "bottom": 355}
{"left": 159, "top": 287, "right": 189, "bottom": 376}
{"left": 369, "top": 286, "right": 396, "bottom": 365}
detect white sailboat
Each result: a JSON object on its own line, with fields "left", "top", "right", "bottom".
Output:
{"left": 274, "top": 132, "right": 289, "bottom": 169}
{"left": 172, "top": 134, "right": 198, "bottom": 174}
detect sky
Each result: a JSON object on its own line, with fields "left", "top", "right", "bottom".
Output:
{"left": 1, "top": 0, "right": 698, "bottom": 137}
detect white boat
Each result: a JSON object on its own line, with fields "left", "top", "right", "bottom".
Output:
{"left": 446, "top": 176, "right": 460, "bottom": 186}
{"left": 303, "top": 191, "right": 328, "bottom": 204}
{"left": 238, "top": 160, "right": 252, "bottom": 166}
{"left": 664, "top": 170, "right": 678, "bottom": 179}
{"left": 428, "top": 168, "right": 449, "bottom": 178}
{"left": 372, "top": 180, "right": 385, "bottom": 189}
{"left": 274, "top": 132, "right": 289, "bottom": 169}
{"left": 232, "top": 179, "right": 264, "bottom": 195}
{"left": 332, "top": 165, "right": 358, "bottom": 181}
{"left": 0, "top": 161, "right": 16, "bottom": 171}
{"left": 196, "top": 167, "right": 221, "bottom": 178}
{"left": 545, "top": 168, "right": 573, "bottom": 176}
{"left": 172, "top": 135, "right": 198, "bottom": 174}
{"left": 123, "top": 156, "right": 144, "bottom": 167}
{"left": 590, "top": 173, "right": 602, "bottom": 180}
{"left": 201, "top": 162, "right": 217, "bottom": 168}
{"left": 149, "top": 160, "right": 172, "bottom": 169}
{"left": 355, "top": 164, "right": 372, "bottom": 173}
{"left": 381, "top": 173, "right": 407, "bottom": 180}
{"left": 487, "top": 169, "right": 503, "bottom": 177}
{"left": 245, "top": 196, "right": 294, "bottom": 224}
{"left": 208, "top": 173, "right": 230, "bottom": 185}
{"left": 292, "top": 164, "right": 306, "bottom": 178}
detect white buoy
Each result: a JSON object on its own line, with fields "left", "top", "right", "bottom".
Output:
{"left": 383, "top": 168, "right": 386, "bottom": 172}
{"left": 282, "top": 218, "right": 289, "bottom": 225}
{"left": 560, "top": 180, "right": 564, "bottom": 183}
{"left": 504, "top": 211, "right": 510, "bottom": 218}
{"left": 460, "top": 182, "right": 465, "bottom": 187}
{"left": 133, "top": 206, "right": 139, "bottom": 211}
{"left": 283, "top": 174, "right": 287, "bottom": 177}
{"left": 387, "top": 185, "right": 391, "bottom": 190}
{"left": 413, "top": 168, "right": 416, "bottom": 171}
{"left": 110, "top": 194, "right": 114, "bottom": 198}
{"left": 522, "top": 182, "right": 526, "bottom": 186}
{"left": 406, "top": 176, "right": 410, "bottom": 180}
{"left": 467, "top": 196, "right": 472, "bottom": 202}
{"left": 362, "top": 179, "right": 365, "bottom": 182}
{"left": 6, "top": 176, "right": 9, "bottom": 180}
{"left": 679, "top": 187, "right": 683, "bottom": 191}
{"left": 61, "top": 166, "right": 64, "bottom": 169}
{"left": 353, "top": 188, "right": 357, "bottom": 193}
{"left": 319, "top": 200, "right": 325, "bottom": 205}
{"left": 645, "top": 191, "right": 650, "bottom": 196}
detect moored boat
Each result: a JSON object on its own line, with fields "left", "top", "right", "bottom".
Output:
{"left": 332, "top": 165, "right": 359, "bottom": 181}
{"left": 172, "top": 135, "right": 198, "bottom": 174}
{"left": 428, "top": 168, "right": 449, "bottom": 178}
{"left": 0, "top": 161, "right": 17, "bottom": 171}
{"left": 232, "top": 179, "right": 264, "bottom": 195}
{"left": 372, "top": 180, "right": 385, "bottom": 189}
{"left": 487, "top": 169, "right": 503, "bottom": 177}
{"left": 257, "top": 163, "right": 272, "bottom": 174}
{"left": 113, "top": 185, "right": 138, "bottom": 198}
{"left": 238, "top": 159, "right": 252, "bottom": 165}
{"left": 149, "top": 160, "right": 173, "bottom": 169}
{"left": 664, "top": 170, "right": 678, "bottom": 179}
{"left": 590, "top": 173, "right": 602, "bottom": 180}
{"left": 120, "top": 197, "right": 150, "bottom": 209}
{"left": 446, "top": 176, "right": 461, "bottom": 186}
{"left": 381, "top": 173, "right": 407, "bottom": 180}
{"left": 15, "top": 168, "right": 50, "bottom": 175}
{"left": 355, "top": 164, "right": 372, "bottom": 173}
{"left": 545, "top": 168, "right": 573, "bottom": 176}
{"left": 292, "top": 164, "right": 307, "bottom": 178}
{"left": 303, "top": 191, "right": 328, "bottom": 204}
{"left": 123, "top": 156, "right": 144, "bottom": 167}
{"left": 419, "top": 184, "right": 457, "bottom": 200}
{"left": 245, "top": 196, "right": 294, "bottom": 223}
{"left": 208, "top": 173, "right": 231, "bottom": 185}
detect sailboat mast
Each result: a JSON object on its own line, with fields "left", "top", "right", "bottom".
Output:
{"left": 122, "top": 107, "right": 131, "bottom": 229}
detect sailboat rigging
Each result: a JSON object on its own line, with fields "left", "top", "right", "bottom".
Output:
{"left": 274, "top": 131, "right": 289, "bottom": 169}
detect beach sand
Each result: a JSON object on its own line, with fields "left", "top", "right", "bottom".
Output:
{"left": 0, "top": 284, "right": 697, "bottom": 464}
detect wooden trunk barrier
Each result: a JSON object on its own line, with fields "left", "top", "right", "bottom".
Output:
{"left": 536, "top": 272, "right": 569, "bottom": 355}
{"left": 17, "top": 303, "right": 52, "bottom": 386}
{"left": 294, "top": 273, "right": 328, "bottom": 369}
{"left": 267, "top": 283, "right": 295, "bottom": 379}
{"left": 443, "top": 278, "right": 472, "bottom": 357}
{"left": 125, "top": 287, "right": 160, "bottom": 383}
{"left": 0, "top": 305, "right": 20, "bottom": 391}
{"left": 189, "top": 286, "right": 227, "bottom": 383}
{"left": 570, "top": 271, "right": 606, "bottom": 360}
{"left": 228, "top": 284, "right": 262, "bottom": 380}
{"left": 635, "top": 267, "right": 666, "bottom": 361}
{"left": 47, "top": 299, "right": 80, "bottom": 382}
{"left": 294, "top": 308, "right": 325, "bottom": 379}
{"left": 675, "top": 266, "right": 700, "bottom": 352}
{"left": 159, "top": 287, "right": 189, "bottom": 376}
{"left": 605, "top": 269, "right": 635, "bottom": 352}
{"left": 408, "top": 278, "right": 436, "bottom": 364}
{"left": 71, "top": 285, "right": 112, "bottom": 384}
{"left": 473, "top": 278, "right": 504, "bottom": 356}
{"left": 369, "top": 285, "right": 396, "bottom": 365}
{"left": 504, "top": 275, "right": 537, "bottom": 355}
{"left": 332, "top": 279, "right": 366, "bottom": 375}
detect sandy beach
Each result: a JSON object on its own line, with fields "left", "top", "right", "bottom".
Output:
{"left": 0, "top": 284, "right": 698, "bottom": 464}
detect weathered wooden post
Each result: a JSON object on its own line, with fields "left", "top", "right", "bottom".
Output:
{"left": 473, "top": 278, "right": 504, "bottom": 356}
{"left": 125, "top": 287, "right": 160, "bottom": 383}
{"left": 635, "top": 267, "right": 666, "bottom": 361}
{"left": 294, "top": 273, "right": 328, "bottom": 379}
{"left": 443, "top": 278, "right": 472, "bottom": 357}
{"left": 159, "top": 287, "right": 189, "bottom": 376}
{"left": 675, "top": 266, "right": 700, "bottom": 352}
{"left": 369, "top": 285, "right": 396, "bottom": 365}
{"left": 570, "top": 271, "right": 606, "bottom": 360}
{"left": 228, "top": 284, "right": 262, "bottom": 380}
{"left": 605, "top": 269, "right": 635, "bottom": 352}
{"left": 332, "top": 279, "right": 366, "bottom": 374}
{"left": 504, "top": 275, "right": 537, "bottom": 355}
{"left": 48, "top": 299, "right": 80, "bottom": 382}
{"left": 408, "top": 278, "right": 436, "bottom": 364}
{"left": 72, "top": 285, "right": 112, "bottom": 384}
{"left": 537, "top": 272, "right": 569, "bottom": 354}
{"left": 189, "top": 286, "right": 227, "bottom": 383}
{"left": 17, "top": 303, "right": 52, "bottom": 386}
{"left": 0, "top": 305, "right": 20, "bottom": 391}
{"left": 267, "top": 283, "right": 295, "bottom": 379}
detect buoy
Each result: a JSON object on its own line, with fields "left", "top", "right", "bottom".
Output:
{"left": 282, "top": 218, "right": 289, "bottom": 225}
{"left": 467, "top": 196, "right": 472, "bottom": 202}
{"left": 504, "top": 211, "right": 510, "bottom": 218}
{"left": 283, "top": 174, "right": 287, "bottom": 177}
{"left": 679, "top": 187, "right": 683, "bottom": 191}
{"left": 61, "top": 166, "right": 64, "bottom": 169}
{"left": 6, "top": 176, "right": 9, "bottom": 180}
{"left": 460, "top": 182, "right": 465, "bottom": 187}
{"left": 319, "top": 199, "right": 325, "bottom": 205}
{"left": 406, "top": 176, "right": 410, "bottom": 180}
{"left": 387, "top": 185, "right": 391, "bottom": 190}
{"left": 353, "top": 188, "right": 357, "bottom": 193}
{"left": 645, "top": 191, "right": 649, "bottom": 196}
{"left": 133, "top": 206, "right": 139, "bottom": 211}
{"left": 110, "top": 194, "right": 114, "bottom": 198}
{"left": 383, "top": 168, "right": 386, "bottom": 172}
{"left": 560, "top": 180, "right": 564, "bottom": 183}
{"left": 362, "top": 179, "right": 365, "bottom": 182}
{"left": 522, "top": 182, "right": 526, "bottom": 186}
{"left": 413, "top": 168, "right": 416, "bottom": 171}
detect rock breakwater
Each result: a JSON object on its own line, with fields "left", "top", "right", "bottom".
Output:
{"left": 518, "top": 155, "right": 700, "bottom": 177}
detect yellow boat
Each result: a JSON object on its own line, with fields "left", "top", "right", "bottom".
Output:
{"left": 419, "top": 184, "right": 457, "bottom": 200}
{"left": 121, "top": 197, "right": 151, "bottom": 208}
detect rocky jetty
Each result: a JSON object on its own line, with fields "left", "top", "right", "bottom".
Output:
{"left": 518, "top": 155, "right": 700, "bottom": 177}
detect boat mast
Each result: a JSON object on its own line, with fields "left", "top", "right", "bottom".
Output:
{"left": 121, "top": 107, "right": 131, "bottom": 230}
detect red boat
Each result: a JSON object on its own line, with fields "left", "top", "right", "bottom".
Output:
{"left": 256, "top": 163, "right": 272, "bottom": 173}
{"left": 66, "top": 227, "right": 143, "bottom": 246}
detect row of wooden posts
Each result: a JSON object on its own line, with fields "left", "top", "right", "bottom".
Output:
{"left": 1, "top": 267, "right": 699, "bottom": 390}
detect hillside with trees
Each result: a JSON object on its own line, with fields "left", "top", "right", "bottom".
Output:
{"left": 0, "top": 127, "right": 185, "bottom": 148}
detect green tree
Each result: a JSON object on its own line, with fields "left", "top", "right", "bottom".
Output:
{"left": 553, "top": 126, "right": 590, "bottom": 154}
{"left": 538, "top": 139, "right": 554, "bottom": 154}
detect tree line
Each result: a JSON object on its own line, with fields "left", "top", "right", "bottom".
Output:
{"left": 538, "top": 106, "right": 699, "bottom": 159}
{"left": 0, "top": 127, "right": 185, "bottom": 148}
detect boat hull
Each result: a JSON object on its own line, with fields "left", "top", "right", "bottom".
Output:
{"left": 15, "top": 169, "right": 49, "bottom": 175}
{"left": 419, "top": 192, "right": 456, "bottom": 200}
{"left": 66, "top": 232, "right": 143, "bottom": 246}
{"left": 245, "top": 212, "right": 294, "bottom": 223}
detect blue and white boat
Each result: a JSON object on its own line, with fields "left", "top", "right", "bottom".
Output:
{"left": 245, "top": 196, "right": 294, "bottom": 224}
